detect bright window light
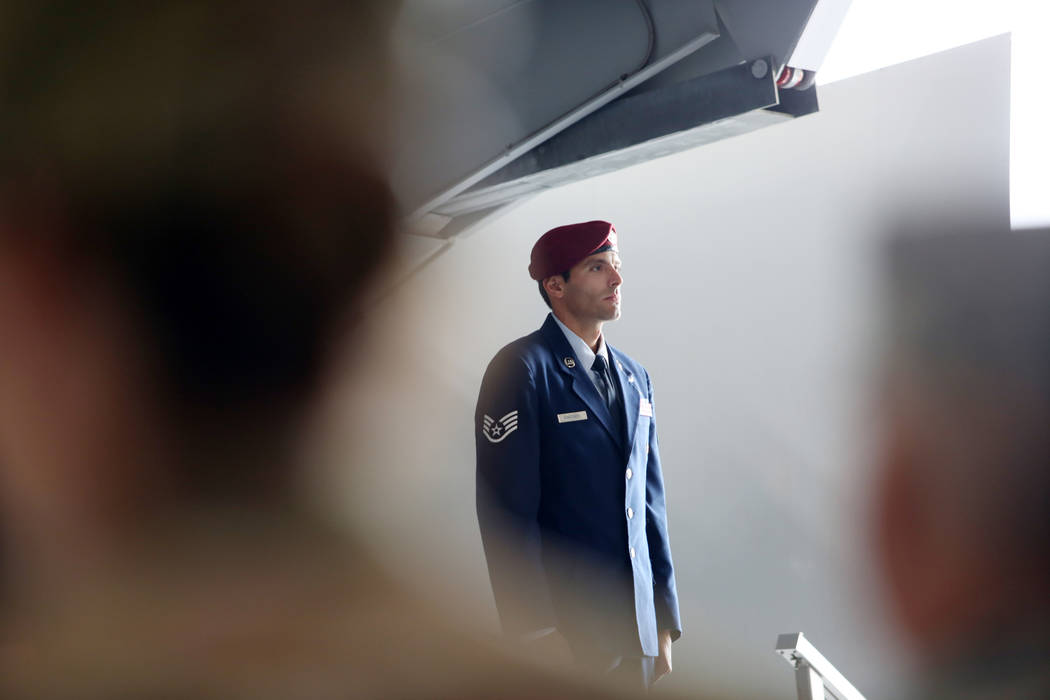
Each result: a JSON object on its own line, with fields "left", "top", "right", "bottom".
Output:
{"left": 818, "top": 0, "right": 1049, "bottom": 229}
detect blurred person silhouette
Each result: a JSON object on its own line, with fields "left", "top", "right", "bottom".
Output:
{"left": 876, "top": 226, "right": 1050, "bottom": 700}
{"left": 0, "top": 3, "right": 719, "bottom": 699}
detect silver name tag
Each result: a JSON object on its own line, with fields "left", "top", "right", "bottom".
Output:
{"left": 557, "top": 411, "right": 588, "bottom": 423}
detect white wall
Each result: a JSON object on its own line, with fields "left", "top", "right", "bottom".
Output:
{"left": 320, "top": 36, "right": 1010, "bottom": 699}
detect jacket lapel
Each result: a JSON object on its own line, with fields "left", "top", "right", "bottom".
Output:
{"left": 539, "top": 315, "right": 621, "bottom": 446}
{"left": 609, "top": 346, "right": 640, "bottom": 456}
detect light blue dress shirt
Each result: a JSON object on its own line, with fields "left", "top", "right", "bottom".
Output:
{"left": 551, "top": 313, "right": 618, "bottom": 405}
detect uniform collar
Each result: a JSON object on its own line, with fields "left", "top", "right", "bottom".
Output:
{"left": 551, "top": 312, "right": 608, "bottom": 370}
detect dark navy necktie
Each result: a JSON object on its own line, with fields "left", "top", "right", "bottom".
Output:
{"left": 592, "top": 355, "right": 623, "bottom": 439}
{"left": 591, "top": 355, "right": 615, "bottom": 408}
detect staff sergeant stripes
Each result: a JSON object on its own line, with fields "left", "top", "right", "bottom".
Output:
{"left": 482, "top": 411, "right": 519, "bottom": 443}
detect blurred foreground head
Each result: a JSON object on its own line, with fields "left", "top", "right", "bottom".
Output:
{"left": 0, "top": 0, "right": 398, "bottom": 572}
{"left": 0, "top": 7, "right": 725, "bottom": 700}
{"left": 878, "top": 226, "right": 1050, "bottom": 687}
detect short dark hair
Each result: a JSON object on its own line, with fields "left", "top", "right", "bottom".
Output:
{"left": 538, "top": 271, "right": 571, "bottom": 309}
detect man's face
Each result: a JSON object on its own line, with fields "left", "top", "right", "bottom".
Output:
{"left": 558, "top": 250, "right": 622, "bottom": 323}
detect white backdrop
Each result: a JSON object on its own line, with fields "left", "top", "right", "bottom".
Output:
{"left": 320, "top": 36, "right": 1010, "bottom": 699}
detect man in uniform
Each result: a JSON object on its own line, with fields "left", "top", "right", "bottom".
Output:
{"left": 475, "top": 220, "right": 682, "bottom": 689}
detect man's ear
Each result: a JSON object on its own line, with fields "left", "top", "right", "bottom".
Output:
{"left": 543, "top": 276, "right": 565, "bottom": 300}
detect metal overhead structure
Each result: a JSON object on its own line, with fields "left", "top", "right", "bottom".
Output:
{"left": 392, "top": 0, "right": 852, "bottom": 238}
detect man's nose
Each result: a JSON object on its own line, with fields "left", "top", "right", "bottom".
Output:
{"left": 610, "top": 268, "right": 623, "bottom": 287}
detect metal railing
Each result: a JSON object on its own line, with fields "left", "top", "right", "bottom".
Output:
{"left": 775, "top": 632, "right": 867, "bottom": 700}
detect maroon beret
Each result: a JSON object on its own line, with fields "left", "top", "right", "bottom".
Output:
{"left": 528, "top": 220, "right": 618, "bottom": 280}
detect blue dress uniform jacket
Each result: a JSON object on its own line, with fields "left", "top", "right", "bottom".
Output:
{"left": 476, "top": 313, "right": 681, "bottom": 658}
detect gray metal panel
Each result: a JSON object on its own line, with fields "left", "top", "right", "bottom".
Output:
{"left": 632, "top": 0, "right": 820, "bottom": 93}
{"left": 715, "top": 0, "right": 821, "bottom": 69}
{"left": 478, "top": 58, "right": 781, "bottom": 184}
{"left": 402, "top": 29, "right": 719, "bottom": 219}
{"left": 394, "top": 0, "right": 844, "bottom": 218}
{"left": 425, "top": 198, "right": 536, "bottom": 241}
{"left": 444, "top": 1, "right": 652, "bottom": 142}
{"left": 435, "top": 60, "right": 794, "bottom": 218}
{"left": 631, "top": 0, "right": 719, "bottom": 61}
{"left": 433, "top": 108, "right": 792, "bottom": 219}
{"left": 392, "top": 0, "right": 654, "bottom": 210}
{"left": 397, "top": 1, "right": 534, "bottom": 44}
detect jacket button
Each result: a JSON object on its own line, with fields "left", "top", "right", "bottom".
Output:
{"left": 630, "top": 547, "right": 636, "bottom": 559}
{"left": 627, "top": 507, "right": 634, "bottom": 519}
{"left": 625, "top": 468, "right": 633, "bottom": 480}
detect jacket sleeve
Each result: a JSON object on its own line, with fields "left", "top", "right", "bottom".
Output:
{"left": 644, "top": 371, "right": 683, "bottom": 640}
{"left": 475, "top": 350, "right": 555, "bottom": 637}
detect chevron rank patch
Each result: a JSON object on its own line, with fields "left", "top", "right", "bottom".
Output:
{"left": 483, "top": 411, "right": 519, "bottom": 443}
